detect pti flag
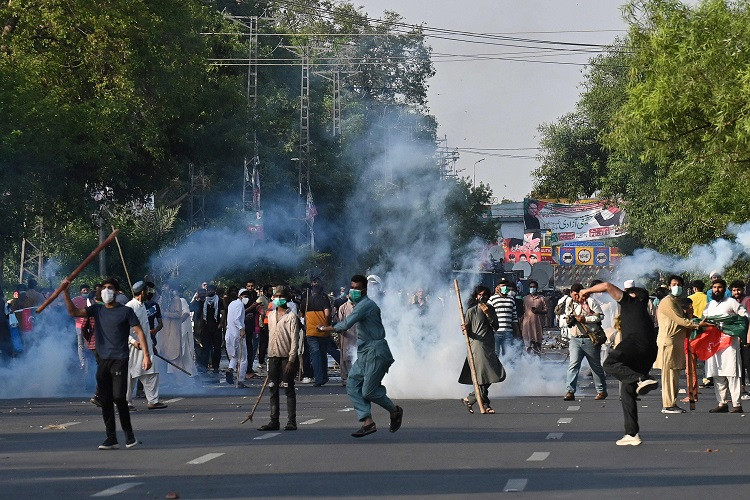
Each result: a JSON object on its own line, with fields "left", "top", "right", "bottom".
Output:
{"left": 689, "top": 315, "right": 750, "bottom": 361}
{"left": 251, "top": 156, "right": 261, "bottom": 210}
{"left": 305, "top": 191, "right": 318, "bottom": 221}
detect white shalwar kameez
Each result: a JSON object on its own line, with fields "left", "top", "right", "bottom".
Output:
{"left": 225, "top": 298, "right": 248, "bottom": 381}
{"left": 126, "top": 299, "right": 160, "bottom": 405}
{"left": 704, "top": 298, "right": 749, "bottom": 407}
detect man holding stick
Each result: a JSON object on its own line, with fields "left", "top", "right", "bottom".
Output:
{"left": 318, "top": 275, "right": 403, "bottom": 438}
{"left": 63, "top": 277, "right": 152, "bottom": 450}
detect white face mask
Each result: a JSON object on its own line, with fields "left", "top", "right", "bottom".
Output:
{"left": 101, "top": 288, "right": 115, "bottom": 304}
{"left": 671, "top": 285, "right": 683, "bottom": 296}
{"left": 241, "top": 297, "right": 249, "bottom": 305}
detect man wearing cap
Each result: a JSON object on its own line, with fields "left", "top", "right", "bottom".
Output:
{"left": 126, "top": 282, "right": 167, "bottom": 410}
{"left": 655, "top": 275, "right": 700, "bottom": 414}
{"left": 257, "top": 286, "right": 300, "bottom": 432}
{"left": 225, "top": 288, "right": 250, "bottom": 387}
{"left": 318, "top": 274, "right": 403, "bottom": 438}
{"left": 580, "top": 281, "right": 660, "bottom": 446}
{"left": 706, "top": 271, "right": 731, "bottom": 302}
{"left": 487, "top": 279, "right": 520, "bottom": 357}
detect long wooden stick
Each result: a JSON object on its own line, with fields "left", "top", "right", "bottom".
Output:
{"left": 36, "top": 230, "right": 121, "bottom": 313}
{"left": 111, "top": 226, "right": 133, "bottom": 292}
{"left": 241, "top": 375, "right": 269, "bottom": 424}
{"left": 454, "top": 279, "right": 487, "bottom": 414}
{"left": 153, "top": 352, "right": 192, "bottom": 376}
{"left": 687, "top": 342, "right": 696, "bottom": 410}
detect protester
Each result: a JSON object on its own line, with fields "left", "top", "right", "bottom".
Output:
{"left": 704, "top": 279, "right": 749, "bottom": 413}
{"left": 125, "top": 281, "right": 166, "bottom": 410}
{"left": 555, "top": 288, "right": 571, "bottom": 339}
{"left": 190, "top": 287, "right": 206, "bottom": 370}
{"left": 580, "top": 281, "right": 659, "bottom": 446}
{"left": 200, "top": 284, "right": 223, "bottom": 375}
{"left": 459, "top": 285, "right": 505, "bottom": 415}
{"left": 63, "top": 277, "right": 151, "bottom": 450}
{"left": 655, "top": 275, "right": 700, "bottom": 414}
{"left": 335, "top": 293, "right": 358, "bottom": 386}
{"left": 225, "top": 288, "right": 250, "bottom": 387}
{"left": 158, "top": 282, "right": 185, "bottom": 382}
{"left": 257, "top": 286, "right": 300, "bottom": 432}
{"left": 562, "top": 283, "right": 608, "bottom": 401}
{"left": 521, "top": 280, "right": 546, "bottom": 354}
{"left": 301, "top": 277, "right": 337, "bottom": 386}
{"left": 688, "top": 280, "right": 707, "bottom": 320}
{"left": 318, "top": 274, "right": 402, "bottom": 438}
{"left": 729, "top": 280, "right": 750, "bottom": 400}
{"left": 487, "top": 279, "right": 520, "bottom": 357}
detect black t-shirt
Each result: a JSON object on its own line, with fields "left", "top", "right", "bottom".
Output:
{"left": 617, "top": 292, "right": 657, "bottom": 354}
{"left": 303, "top": 290, "right": 331, "bottom": 313}
{"left": 145, "top": 300, "right": 162, "bottom": 330}
{"left": 86, "top": 303, "right": 139, "bottom": 360}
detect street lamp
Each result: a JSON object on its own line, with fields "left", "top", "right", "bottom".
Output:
{"left": 473, "top": 158, "right": 485, "bottom": 188}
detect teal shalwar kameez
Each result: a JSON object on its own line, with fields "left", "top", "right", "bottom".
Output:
{"left": 333, "top": 296, "right": 396, "bottom": 421}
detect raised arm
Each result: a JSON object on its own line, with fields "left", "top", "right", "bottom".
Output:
{"left": 581, "top": 282, "right": 623, "bottom": 303}
{"left": 62, "top": 281, "right": 87, "bottom": 317}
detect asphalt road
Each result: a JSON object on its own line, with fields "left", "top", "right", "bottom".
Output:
{"left": 3, "top": 370, "right": 750, "bottom": 499}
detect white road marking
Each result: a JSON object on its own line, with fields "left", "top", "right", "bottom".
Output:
{"left": 546, "top": 433, "right": 564, "bottom": 440}
{"left": 187, "top": 453, "right": 225, "bottom": 465}
{"left": 527, "top": 452, "right": 550, "bottom": 462}
{"left": 91, "top": 482, "right": 143, "bottom": 497}
{"left": 557, "top": 418, "right": 573, "bottom": 424}
{"left": 567, "top": 405, "right": 580, "bottom": 411}
{"left": 300, "top": 418, "right": 324, "bottom": 425}
{"left": 163, "top": 397, "right": 184, "bottom": 404}
{"left": 253, "top": 432, "right": 280, "bottom": 440}
{"left": 503, "top": 479, "right": 528, "bottom": 492}
{"left": 338, "top": 408, "right": 355, "bottom": 412}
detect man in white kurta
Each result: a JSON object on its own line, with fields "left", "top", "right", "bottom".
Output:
{"left": 126, "top": 282, "right": 166, "bottom": 409}
{"left": 225, "top": 289, "right": 249, "bottom": 387}
{"left": 704, "top": 279, "right": 749, "bottom": 413}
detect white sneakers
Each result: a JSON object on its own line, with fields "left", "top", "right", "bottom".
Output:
{"left": 616, "top": 433, "right": 642, "bottom": 446}
{"left": 300, "top": 377, "right": 313, "bottom": 384}
{"left": 636, "top": 378, "right": 658, "bottom": 395}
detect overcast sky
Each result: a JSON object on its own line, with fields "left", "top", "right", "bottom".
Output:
{"left": 355, "top": 1, "right": 629, "bottom": 201}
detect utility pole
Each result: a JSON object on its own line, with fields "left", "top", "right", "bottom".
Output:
{"left": 189, "top": 163, "right": 206, "bottom": 229}
{"left": 18, "top": 218, "right": 45, "bottom": 284}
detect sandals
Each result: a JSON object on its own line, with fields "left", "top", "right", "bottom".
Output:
{"left": 485, "top": 406, "right": 495, "bottom": 414}
{"left": 461, "top": 398, "right": 474, "bottom": 414}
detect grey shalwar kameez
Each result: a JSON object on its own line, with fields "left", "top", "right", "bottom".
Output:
{"left": 459, "top": 303, "right": 506, "bottom": 407}
{"left": 333, "top": 296, "right": 396, "bottom": 421}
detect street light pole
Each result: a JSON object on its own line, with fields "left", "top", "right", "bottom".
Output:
{"left": 473, "top": 158, "right": 485, "bottom": 188}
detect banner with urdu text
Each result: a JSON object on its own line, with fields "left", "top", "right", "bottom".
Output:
{"left": 523, "top": 198, "right": 627, "bottom": 244}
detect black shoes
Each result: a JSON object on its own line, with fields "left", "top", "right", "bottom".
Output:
{"left": 709, "top": 404, "right": 729, "bottom": 413}
{"left": 90, "top": 395, "right": 102, "bottom": 408}
{"left": 390, "top": 406, "right": 403, "bottom": 433}
{"left": 125, "top": 434, "right": 138, "bottom": 448}
{"left": 147, "top": 402, "right": 168, "bottom": 410}
{"left": 351, "top": 422, "right": 377, "bottom": 438}
{"left": 98, "top": 437, "right": 119, "bottom": 450}
{"left": 225, "top": 369, "right": 235, "bottom": 385}
{"left": 258, "top": 421, "right": 280, "bottom": 431}
{"left": 284, "top": 421, "right": 297, "bottom": 431}
{"left": 563, "top": 392, "right": 575, "bottom": 401}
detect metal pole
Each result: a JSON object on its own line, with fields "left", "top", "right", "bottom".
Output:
{"left": 473, "top": 158, "right": 484, "bottom": 188}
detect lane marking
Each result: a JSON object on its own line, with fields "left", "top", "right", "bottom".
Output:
{"left": 338, "top": 408, "right": 355, "bottom": 412}
{"left": 91, "top": 482, "right": 143, "bottom": 497}
{"left": 163, "top": 397, "right": 184, "bottom": 404}
{"left": 546, "top": 433, "right": 564, "bottom": 440}
{"left": 254, "top": 432, "right": 280, "bottom": 440}
{"left": 557, "top": 418, "right": 572, "bottom": 424}
{"left": 300, "top": 418, "right": 324, "bottom": 425}
{"left": 527, "top": 452, "right": 550, "bottom": 462}
{"left": 503, "top": 479, "right": 528, "bottom": 492}
{"left": 567, "top": 405, "right": 580, "bottom": 411}
{"left": 187, "top": 453, "right": 225, "bottom": 465}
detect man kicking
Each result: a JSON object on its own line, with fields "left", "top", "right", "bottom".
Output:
{"left": 318, "top": 274, "right": 403, "bottom": 437}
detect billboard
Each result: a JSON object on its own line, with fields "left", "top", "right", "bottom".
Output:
{"left": 523, "top": 198, "right": 627, "bottom": 243}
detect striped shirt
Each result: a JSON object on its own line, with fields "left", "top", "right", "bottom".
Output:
{"left": 488, "top": 294, "right": 517, "bottom": 331}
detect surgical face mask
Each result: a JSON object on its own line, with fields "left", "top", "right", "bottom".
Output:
{"left": 101, "top": 288, "right": 115, "bottom": 304}
{"left": 273, "top": 298, "right": 287, "bottom": 307}
{"left": 241, "top": 297, "right": 249, "bottom": 305}
{"left": 500, "top": 286, "right": 509, "bottom": 294}
{"left": 671, "top": 285, "right": 683, "bottom": 296}
{"left": 349, "top": 289, "right": 363, "bottom": 302}
{"left": 529, "top": 287, "right": 538, "bottom": 294}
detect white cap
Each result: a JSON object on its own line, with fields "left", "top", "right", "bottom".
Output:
{"left": 623, "top": 280, "right": 635, "bottom": 289}
{"left": 709, "top": 270, "right": 721, "bottom": 278}
{"left": 237, "top": 288, "right": 247, "bottom": 297}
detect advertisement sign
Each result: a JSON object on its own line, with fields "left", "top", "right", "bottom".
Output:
{"left": 502, "top": 231, "right": 554, "bottom": 264}
{"left": 524, "top": 198, "right": 627, "bottom": 243}
{"left": 560, "top": 247, "right": 576, "bottom": 266}
{"left": 575, "top": 247, "right": 594, "bottom": 266}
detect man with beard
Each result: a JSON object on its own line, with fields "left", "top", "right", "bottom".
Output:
{"left": 521, "top": 280, "right": 546, "bottom": 354}
{"left": 301, "top": 277, "right": 340, "bottom": 386}
{"left": 318, "top": 275, "right": 403, "bottom": 437}
{"left": 729, "top": 280, "right": 750, "bottom": 400}
{"left": 200, "top": 284, "right": 223, "bottom": 375}
{"left": 459, "top": 285, "right": 505, "bottom": 415}
{"left": 580, "top": 280, "right": 665, "bottom": 446}
{"left": 225, "top": 288, "right": 251, "bottom": 387}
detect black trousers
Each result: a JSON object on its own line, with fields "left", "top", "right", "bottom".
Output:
{"left": 603, "top": 349, "right": 644, "bottom": 437}
{"left": 467, "top": 383, "right": 491, "bottom": 407}
{"left": 301, "top": 337, "right": 314, "bottom": 378}
{"left": 97, "top": 358, "right": 133, "bottom": 440}
{"left": 199, "top": 323, "right": 222, "bottom": 371}
{"left": 258, "top": 326, "right": 269, "bottom": 365}
{"left": 268, "top": 356, "right": 298, "bottom": 423}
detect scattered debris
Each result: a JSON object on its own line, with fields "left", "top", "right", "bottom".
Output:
{"left": 165, "top": 492, "right": 180, "bottom": 499}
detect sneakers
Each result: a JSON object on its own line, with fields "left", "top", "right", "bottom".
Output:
{"left": 595, "top": 392, "right": 608, "bottom": 400}
{"left": 563, "top": 392, "right": 575, "bottom": 401}
{"left": 389, "top": 406, "right": 403, "bottom": 433}
{"left": 127, "top": 404, "right": 137, "bottom": 411}
{"left": 284, "top": 421, "right": 297, "bottom": 431}
{"left": 98, "top": 437, "right": 119, "bottom": 450}
{"left": 637, "top": 378, "right": 658, "bottom": 395}
{"left": 741, "top": 393, "right": 750, "bottom": 401}
{"left": 300, "top": 377, "right": 313, "bottom": 384}
{"left": 709, "top": 404, "right": 729, "bottom": 413}
{"left": 731, "top": 405, "right": 744, "bottom": 413}
{"left": 351, "top": 422, "right": 377, "bottom": 438}
{"left": 90, "top": 395, "right": 102, "bottom": 408}
{"left": 147, "top": 402, "right": 168, "bottom": 410}
{"left": 258, "top": 421, "right": 280, "bottom": 431}
{"left": 616, "top": 433, "right": 642, "bottom": 446}
{"left": 661, "top": 406, "right": 686, "bottom": 414}
{"left": 125, "top": 434, "right": 138, "bottom": 448}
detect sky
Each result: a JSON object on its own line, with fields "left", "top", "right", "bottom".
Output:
{"left": 354, "top": 1, "right": 629, "bottom": 201}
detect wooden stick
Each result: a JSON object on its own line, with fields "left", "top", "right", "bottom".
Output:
{"left": 111, "top": 226, "right": 133, "bottom": 292}
{"left": 36, "top": 230, "right": 121, "bottom": 313}
{"left": 687, "top": 341, "right": 696, "bottom": 411}
{"left": 153, "top": 352, "right": 192, "bottom": 376}
{"left": 241, "top": 375, "right": 269, "bottom": 424}
{"left": 454, "top": 279, "right": 487, "bottom": 414}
